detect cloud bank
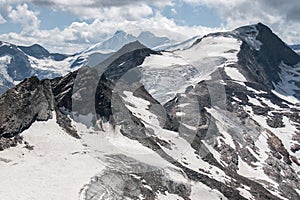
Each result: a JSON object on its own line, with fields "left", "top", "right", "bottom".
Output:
{"left": 0, "top": 0, "right": 299, "bottom": 53}
{"left": 184, "top": 0, "right": 300, "bottom": 44}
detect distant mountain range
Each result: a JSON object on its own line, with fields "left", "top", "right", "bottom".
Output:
{"left": 85, "top": 30, "right": 173, "bottom": 52}
{"left": 0, "top": 31, "right": 183, "bottom": 94}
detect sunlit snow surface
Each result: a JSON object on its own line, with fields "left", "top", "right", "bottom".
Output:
{"left": 0, "top": 113, "right": 104, "bottom": 200}
{"left": 139, "top": 35, "right": 242, "bottom": 104}
{"left": 28, "top": 55, "right": 79, "bottom": 77}
{"left": 224, "top": 67, "right": 247, "bottom": 82}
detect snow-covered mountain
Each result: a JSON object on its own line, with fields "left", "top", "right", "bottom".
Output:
{"left": 0, "top": 31, "right": 178, "bottom": 95}
{"left": 0, "top": 23, "right": 300, "bottom": 200}
{"left": 0, "top": 41, "right": 95, "bottom": 95}
{"left": 0, "top": 41, "right": 69, "bottom": 94}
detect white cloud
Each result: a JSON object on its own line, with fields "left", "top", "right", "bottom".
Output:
{"left": 171, "top": 8, "right": 177, "bottom": 14}
{"left": 64, "top": 4, "right": 154, "bottom": 21}
{"left": 0, "top": 1, "right": 12, "bottom": 23}
{"left": 31, "top": 0, "right": 173, "bottom": 8}
{"left": 0, "top": 9, "right": 222, "bottom": 53}
{"left": 0, "top": 14, "right": 6, "bottom": 23}
{"left": 182, "top": 0, "right": 300, "bottom": 44}
{"left": 8, "top": 3, "right": 40, "bottom": 33}
{"left": 1, "top": 0, "right": 299, "bottom": 55}
{"left": 0, "top": 0, "right": 221, "bottom": 53}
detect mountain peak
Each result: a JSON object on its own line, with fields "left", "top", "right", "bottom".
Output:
{"left": 19, "top": 43, "right": 50, "bottom": 59}
{"left": 121, "top": 40, "right": 147, "bottom": 50}
{"left": 254, "top": 22, "right": 300, "bottom": 65}
{"left": 114, "top": 30, "right": 127, "bottom": 36}
{"left": 138, "top": 31, "right": 156, "bottom": 38}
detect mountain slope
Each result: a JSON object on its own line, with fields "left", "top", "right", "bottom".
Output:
{"left": 0, "top": 30, "right": 176, "bottom": 95}
{"left": 0, "top": 23, "right": 300, "bottom": 200}
{"left": 0, "top": 40, "right": 116, "bottom": 95}
{"left": 85, "top": 30, "right": 173, "bottom": 53}
{"left": 0, "top": 41, "right": 81, "bottom": 95}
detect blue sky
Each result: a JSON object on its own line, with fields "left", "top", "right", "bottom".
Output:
{"left": 0, "top": 0, "right": 299, "bottom": 53}
{"left": 162, "top": 2, "right": 223, "bottom": 27}
{"left": 1, "top": 1, "right": 223, "bottom": 33}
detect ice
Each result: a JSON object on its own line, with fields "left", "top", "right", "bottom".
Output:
{"left": 141, "top": 52, "right": 190, "bottom": 69}
{"left": 190, "top": 182, "right": 227, "bottom": 200}
{"left": 157, "top": 192, "right": 184, "bottom": 200}
{"left": 246, "top": 86, "right": 268, "bottom": 94}
{"left": 247, "top": 95, "right": 262, "bottom": 106}
{"left": 28, "top": 55, "right": 80, "bottom": 77}
{"left": 139, "top": 35, "right": 242, "bottom": 104}
{"left": 224, "top": 67, "right": 247, "bottom": 82}
{"left": 272, "top": 89, "right": 300, "bottom": 105}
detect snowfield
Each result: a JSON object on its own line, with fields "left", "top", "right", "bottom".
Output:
{"left": 0, "top": 113, "right": 104, "bottom": 200}
{"left": 139, "top": 35, "right": 242, "bottom": 104}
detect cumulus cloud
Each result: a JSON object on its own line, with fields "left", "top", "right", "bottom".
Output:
{"left": 8, "top": 3, "right": 40, "bottom": 33}
{"left": 0, "top": 1, "right": 12, "bottom": 23}
{"left": 62, "top": 3, "right": 154, "bottom": 21}
{"left": 31, "top": 0, "right": 173, "bottom": 8}
{"left": 183, "top": 0, "right": 300, "bottom": 44}
{"left": 0, "top": 0, "right": 299, "bottom": 54}
{"left": 0, "top": 14, "right": 6, "bottom": 23}
{"left": 0, "top": 11, "right": 221, "bottom": 53}
{"left": 0, "top": 0, "right": 223, "bottom": 53}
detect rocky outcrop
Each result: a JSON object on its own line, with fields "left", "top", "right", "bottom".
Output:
{"left": 0, "top": 77, "right": 54, "bottom": 138}
{"left": 0, "top": 72, "right": 82, "bottom": 147}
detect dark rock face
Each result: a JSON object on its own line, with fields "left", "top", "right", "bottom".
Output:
{"left": 0, "top": 44, "right": 33, "bottom": 81}
{"left": 237, "top": 42, "right": 273, "bottom": 88}
{"left": 94, "top": 43, "right": 158, "bottom": 122}
{"left": 0, "top": 41, "right": 156, "bottom": 142}
{"left": 237, "top": 23, "right": 300, "bottom": 88}
{"left": 18, "top": 44, "right": 51, "bottom": 59}
{"left": 0, "top": 135, "right": 23, "bottom": 151}
{"left": 0, "top": 73, "right": 82, "bottom": 147}
{"left": 0, "top": 42, "right": 69, "bottom": 82}
{"left": 255, "top": 23, "right": 300, "bottom": 70}
{"left": 0, "top": 41, "right": 77, "bottom": 95}
{"left": 51, "top": 71, "right": 78, "bottom": 111}
{"left": 267, "top": 113, "right": 284, "bottom": 128}
{"left": 0, "top": 77, "right": 54, "bottom": 139}
{"left": 19, "top": 44, "right": 68, "bottom": 61}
